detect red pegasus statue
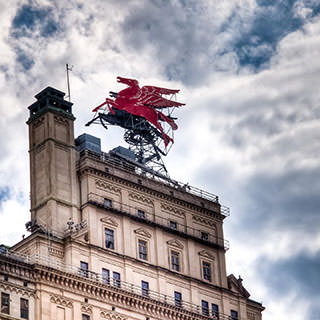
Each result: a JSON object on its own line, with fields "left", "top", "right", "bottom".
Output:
{"left": 92, "top": 76, "right": 185, "bottom": 146}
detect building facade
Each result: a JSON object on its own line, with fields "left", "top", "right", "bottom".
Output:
{"left": 0, "top": 87, "right": 264, "bottom": 320}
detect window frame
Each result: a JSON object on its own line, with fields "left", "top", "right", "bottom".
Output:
{"left": 103, "top": 198, "right": 112, "bottom": 208}
{"left": 102, "top": 268, "right": 110, "bottom": 284}
{"left": 113, "top": 271, "right": 121, "bottom": 288}
{"left": 202, "top": 260, "right": 212, "bottom": 282}
{"left": 231, "top": 310, "right": 238, "bottom": 320}
{"left": 141, "top": 280, "right": 149, "bottom": 297}
{"left": 212, "top": 303, "right": 219, "bottom": 319}
{"left": 138, "top": 239, "right": 148, "bottom": 261}
{"left": 1, "top": 292, "right": 10, "bottom": 315}
{"left": 80, "top": 261, "right": 89, "bottom": 278}
{"left": 201, "top": 300, "right": 209, "bottom": 316}
{"left": 82, "top": 314, "right": 90, "bottom": 320}
{"left": 105, "top": 227, "right": 115, "bottom": 250}
{"left": 170, "top": 250, "right": 181, "bottom": 272}
{"left": 137, "top": 209, "right": 145, "bottom": 219}
{"left": 174, "top": 291, "right": 182, "bottom": 308}
{"left": 169, "top": 220, "right": 178, "bottom": 230}
{"left": 201, "top": 231, "right": 209, "bottom": 241}
{"left": 20, "top": 298, "right": 29, "bottom": 319}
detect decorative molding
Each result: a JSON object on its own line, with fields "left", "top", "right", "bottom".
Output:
{"left": 100, "top": 309, "right": 127, "bottom": 320}
{"left": 247, "top": 312, "right": 256, "bottom": 320}
{"left": 134, "top": 228, "right": 151, "bottom": 238}
{"left": 96, "top": 180, "right": 121, "bottom": 195}
{"left": 192, "top": 214, "right": 216, "bottom": 228}
{"left": 54, "top": 115, "right": 69, "bottom": 126}
{"left": 101, "top": 217, "right": 119, "bottom": 227}
{"left": 167, "top": 239, "right": 184, "bottom": 249}
{"left": 0, "top": 281, "right": 35, "bottom": 298}
{"left": 48, "top": 247, "right": 64, "bottom": 258}
{"left": 161, "top": 203, "right": 185, "bottom": 217}
{"left": 81, "top": 303, "right": 93, "bottom": 314}
{"left": 199, "top": 250, "right": 215, "bottom": 260}
{"left": 230, "top": 299, "right": 238, "bottom": 306}
{"left": 128, "top": 191, "right": 154, "bottom": 206}
{"left": 33, "top": 116, "right": 45, "bottom": 128}
{"left": 50, "top": 294, "right": 73, "bottom": 308}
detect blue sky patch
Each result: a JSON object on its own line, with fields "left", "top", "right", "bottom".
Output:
{"left": 0, "top": 187, "right": 10, "bottom": 209}
{"left": 11, "top": 4, "right": 58, "bottom": 38}
{"left": 232, "top": 0, "right": 320, "bottom": 70}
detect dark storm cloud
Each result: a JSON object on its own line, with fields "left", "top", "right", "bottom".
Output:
{"left": 233, "top": 0, "right": 320, "bottom": 70}
{"left": 11, "top": 4, "right": 59, "bottom": 38}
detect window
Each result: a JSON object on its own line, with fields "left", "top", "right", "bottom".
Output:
{"left": 202, "top": 300, "right": 209, "bottom": 316}
{"left": 231, "top": 310, "right": 238, "bottom": 320}
{"left": 80, "top": 261, "right": 88, "bottom": 278}
{"left": 102, "top": 268, "right": 110, "bottom": 284}
{"left": 141, "top": 281, "right": 149, "bottom": 297}
{"left": 104, "top": 198, "right": 112, "bottom": 208}
{"left": 212, "top": 304, "right": 219, "bottom": 319}
{"left": 113, "top": 272, "right": 121, "bottom": 288}
{"left": 169, "top": 221, "right": 177, "bottom": 230}
{"left": 138, "top": 240, "right": 148, "bottom": 260}
{"left": 82, "top": 314, "right": 90, "bottom": 320}
{"left": 138, "top": 209, "right": 145, "bottom": 218}
{"left": 1, "top": 292, "right": 9, "bottom": 314}
{"left": 105, "top": 228, "right": 114, "bottom": 249}
{"left": 20, "top": 298, "right": 29, "bottom": 319}
{"left": 202, "top": 261, "right": 212, "bottom": 282}
{"left": 201, "top": 232, "right": 209, "bottom": 240}
{"left": 174, "top": 291, "right": 182, "bottom": 308}
{"left": 171, "top": 251, "right": 180, "bottom": 271}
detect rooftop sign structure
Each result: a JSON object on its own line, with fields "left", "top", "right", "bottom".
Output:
{"left": 86, "top": 76, "right": 185, "bottom": 175}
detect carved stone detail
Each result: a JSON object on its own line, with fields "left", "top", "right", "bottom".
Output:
{"left": 54, "top": 115, "right": 69, "bottom": 126}
{"left": 167, "top": 239, "right": 184, "bottom": 249}
{"left": 192, "top": 214, "right": 216, "bottom": 227}
{"left": 96, "top": 180, "right": 121, "bottom": 195}
{"left": 199, "top": 250, "right": 215, "bottom": 260}
{"left": 100, "top": 309, "right": 127, "bottom": 320}
{"left": 129, "top": 191, "right": 154, "bottom": 206}
{"left": 134, "top": 228, "right": 151, "bottom": 238}
{"left": 48, "top": 247, "right": 64, "bottom": 258}
{"left": 50, "top": 294, "right": 73, "bottom": 308}
{"left": 33, "top": 117, "right": 45, "bottom": 129}
{"left": 161, "top": 203, "right": 185, "bottom": 217}
{"left": 101, "top": 217, "right": 119, "bottom": 227}
{"left": 0, "top": 281, "right": 35, "bottom": 298}
{"left": 81, "top": 303, "right": 93, "bottom": 314}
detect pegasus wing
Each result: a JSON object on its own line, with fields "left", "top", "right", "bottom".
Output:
{"left": 142, "top": 86, "right": 180, "bottom": 95}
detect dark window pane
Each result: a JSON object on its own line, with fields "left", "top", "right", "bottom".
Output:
{"left": 212, "top": 303, "right": 219, "bottom": 319}
{"left": 202, "top": 300, "right": 209, "bottom": 316}
{"left": 170, "top": 221, "right": 177, "bottom": 230}
{"left": 104, "top": 198, "right": 112, "bottom": 208}
{"left": 174, "top": 291, "right": 182, "bottom": 308}
{"left": 1, "top": 292, "right": 10, "bottom": 314}
{"left": 171, "top": 251, "right": 180, "bottom": 271}
{"left": 231, "top": 310, "right": 238, "bottom": 320}
{"left": 141, "top": 280, "right": 149, "bottom": 296}
{"left": 203, "top": 261, "right": 212, "bottom": 282}
{"left": 105, "top": 228, "right": 114, "bottom": 249}
{"left": 138, "top": 209, "right": 145, "bottom": 218}
{"left": 113, "top": 272, "right": 121, "bottom": 288}
{"left": 80, "top": 261, "right": 88, "bottom": 278}
{"left": 138, "top": 240, "right": 148, "bottom": 260}
{"left": 201, "top": 232, "right": 209, "bottom": 240}
{"left": 82, "top": 314, "right": 90, "bottom": 320}
{"left": 20, "top": 298, "right": 29, "bottom": 319}
{"left": 102, "top": 268, "right": 110, "bottom": 284}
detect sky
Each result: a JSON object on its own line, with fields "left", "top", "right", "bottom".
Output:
{"left": 0, "top": 0, "right": 319, "bottom": 319}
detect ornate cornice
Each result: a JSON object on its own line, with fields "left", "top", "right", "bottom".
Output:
{"left": 81, "top": 303, "right": 93, "bottom": 314}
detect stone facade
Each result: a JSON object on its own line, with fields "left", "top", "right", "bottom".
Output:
{"left": 0, "top": 87, "right": 264, "bottom": 320}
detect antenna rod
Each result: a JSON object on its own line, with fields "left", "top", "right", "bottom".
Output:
{"left": 66, "top": 63, "right": 72, "bottom": 102}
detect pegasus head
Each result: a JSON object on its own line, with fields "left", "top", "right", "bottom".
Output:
{"left": 117, "top": 76, "right": 139, "bottom": 87}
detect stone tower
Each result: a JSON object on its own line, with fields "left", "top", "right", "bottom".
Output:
{"left": 27, "top": 87, "right": 80, "bottom": 234}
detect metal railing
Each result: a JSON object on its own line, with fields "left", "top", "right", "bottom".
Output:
{"left": 83, "top": 150, "right": 231, "bottom": 215}
{"left": 87, "top": 193, "right": 229, "bottom": 250}
{"left": 0, "top": 249, "right": 238, "bottom": 320}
